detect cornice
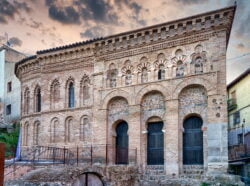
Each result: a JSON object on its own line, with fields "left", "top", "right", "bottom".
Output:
{"left": 96, "top": 30, "right": 218, "bottom": 62}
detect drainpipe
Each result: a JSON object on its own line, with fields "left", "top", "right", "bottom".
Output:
{"left": 15, "top": 127, "right": 22, "bottom": 160}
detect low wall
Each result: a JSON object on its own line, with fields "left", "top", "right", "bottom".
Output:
{"left": 5, "top": 165, "right": 140, "bottom": 186}
{"left": 4, "top": 163, "right": 34, "bottom": 181}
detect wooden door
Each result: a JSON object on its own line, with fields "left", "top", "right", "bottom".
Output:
{"left": 147, "top": 122, "right": 164, "bottom": 165}
{"left": 116, "top": 121, "right": 128, "bottom": 164}
{"left": 183, "top": 116, "right": 203, "bottom": 165}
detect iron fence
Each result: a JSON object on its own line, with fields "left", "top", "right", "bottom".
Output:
{"left": 4, "top": 144, "right": 137, "bottom": 178}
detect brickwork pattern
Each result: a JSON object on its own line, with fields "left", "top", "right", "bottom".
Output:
{"left": 15, "top": 6, "right": 236, "bottom": 177}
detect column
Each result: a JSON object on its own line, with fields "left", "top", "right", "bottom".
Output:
{"left": 165, "top": 99, "right": 179, "bottom": 175}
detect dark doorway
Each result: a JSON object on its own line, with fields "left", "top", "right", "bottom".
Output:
{"left": 116, "top": 121, "right": 128, "bottom": 164}
{"left": 183, "top": 116, "right": 203, "bottom": 165}
{"left": 147, "top": 122, "right": 164, "bottom": 165}
{"left": 72, "top": 172, "right": 104, "bottom": 186}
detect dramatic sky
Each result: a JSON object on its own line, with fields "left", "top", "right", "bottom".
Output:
{"left": 0, "top": 0, "right": 249, "bottom": 83}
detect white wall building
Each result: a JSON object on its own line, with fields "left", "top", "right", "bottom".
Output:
{"left": 0, "top": 45, "right": 26, "bottom": 128}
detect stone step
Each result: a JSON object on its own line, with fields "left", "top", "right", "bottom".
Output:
{"left": 141, "top": 174, "right": 169, "bottom": 181}
{"left": 144, "top": 169, "right": 165, "bottom": 175}
{"left": 139, "top": 180, "right": 160, "bottom": 186}
{"left": 183, "top": 169, "right": 204, "bottom": 174}
{"left": 183, "top": 165, "right": 204, "bottom": 169}
{"left": 146, "top": 165, "right": 164, "bottom": 170}
{"left": 180, "top": 174, "right": 205, "bottom": 179}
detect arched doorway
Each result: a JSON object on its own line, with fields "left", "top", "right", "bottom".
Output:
{"left": 116, "top": 121, "right": 128, "bottom": 164}
{"left": 183, "top": 116, "right": 203, "bottom": 165}
{"left": 72, "top": 172, "right": 104, "bottom": 186}
{"left": 147, "top": 121, "right": 164, "bottom": 165}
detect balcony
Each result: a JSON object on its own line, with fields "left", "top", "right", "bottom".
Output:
{"left": 227, "top": 98, "right": 237, "bottom": 111}
{"left": 228, "top": 144, "right": 250, "bottom": 161}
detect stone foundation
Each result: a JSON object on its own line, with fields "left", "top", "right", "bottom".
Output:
{"left": 5, "top": 164, "right": 244, "bottom": 186}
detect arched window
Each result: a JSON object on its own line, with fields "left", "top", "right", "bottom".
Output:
{"left": 158, "top": 64, "right": 165, "bottom": 80}
{"left": 108, "top": 63, "right": 117, "bottom": 88}
{"left": 68, "top": 82, "right": 75, "bottom": 108}
{"left": 141, "top": 67, "right": 148, "bottom": 83}
{"left": 51, "top": 118, "right": 59, "bottom": 143}
{"left": 80, "top": 117, "right": 89, "bottom": 141}
{"left": 65, "top": 117, "right": 73, "bottom": 143}
{"left": 110, "top": 72, "right": 117, "bottom": 87}
{"left": 23, "top": 122, "right": 29, "bottom": 146}
{"left": 195, "top": 57, "right": 203, "bottom": 74}
{"left": 82, "top": 79, "right": 90, "bottom": 100}
{"left": 50, "top": 79, "right": 60, "bottom": 109}
{"left": 176, "top": 61, "right": 184, "bottom": 77}
{"left": 33, "top": 121, "right": 40, "bottom": 145}
{"left": 24, "top": 88, "right": 30, "bottom": 114}
{"left": 125, "top": 70, "right": 132, "bottom": 85}
{"left": 34, "top": 86, "right": 41, "bottom": 112}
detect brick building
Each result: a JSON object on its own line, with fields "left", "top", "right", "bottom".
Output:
{"left": 14, "top": 5, "right": 237, "bottom": 184}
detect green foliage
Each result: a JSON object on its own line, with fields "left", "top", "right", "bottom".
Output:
{"left": 201, "top": 182, "right": 210, "bottom": 186}
{"left": 0, "top": 124, "right": 20, "bottom": 158}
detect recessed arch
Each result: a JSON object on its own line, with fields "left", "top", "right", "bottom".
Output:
{"left": 34, "top": 84, "right": 41, "bottom": 112}
{"left": 173, "top": 77, "right": 215, "bottom": 99}
{"left": 33, "top": 120, "right": 40, "bottom": 145}
{"left": 80, "top": 115, "right": 90, "bottom": 142}
{"left": 50, "top": 79, "right": 60, "bottom": 109}
{"left": 65, "top": 116, "right": 74, "bottom": 143}
{"left": 136, "top": 84, "right": 170, "bottom": 105}
{"left": 101, "top": 89, "right": 131, "bottom": 109}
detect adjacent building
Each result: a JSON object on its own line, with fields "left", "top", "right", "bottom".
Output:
{"left": 14, "top": 6, "right": 237, "bottom": 184}
{"left": 228, "top": 68, "right": 250, "bottom": 182}
{"left": 0, "top": 45, "right": 26, "bottom": 129}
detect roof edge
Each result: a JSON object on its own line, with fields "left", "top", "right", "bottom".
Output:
{"left": 227, "top": 68, "right": 250, "bottom": 89}
{"left": 36, "top": 5, "right": 236, "bottom": 55}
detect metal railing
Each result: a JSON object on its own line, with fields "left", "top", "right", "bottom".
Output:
{"left": 228, "top": 144, "right": 250, "bottom": 161}
{"left": 4, "top": 145, "right": 137, "bottom": 178}
{"left": 227, "top": 98, "right": 237, "bottom": 111}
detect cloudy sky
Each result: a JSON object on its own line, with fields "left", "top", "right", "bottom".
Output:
{"left": 0, "top": 0, "right": 249, "bottom": 83}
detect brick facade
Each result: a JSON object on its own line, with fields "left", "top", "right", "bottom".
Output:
{"left": 15, "top": 6, "right": 236, "bottom": 177}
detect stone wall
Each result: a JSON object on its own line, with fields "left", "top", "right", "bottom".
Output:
{"left": 5, "top": 165, "right": 140, "bottom": 186}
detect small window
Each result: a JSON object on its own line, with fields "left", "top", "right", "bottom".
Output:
{"left": 6, "top": 104, "right": 11, "bottom": 115}
{"left": 238, "top": 133, "right": 243, "bottom": 144}
{"left": 233, "top": 111, "right": 240, "bottom": 125}
{"left": 158, "top": 65, "right": 165, "bottom": 80}
{"left": 7, "top": 82, "right": 12, "bottom": 92}
{"left": 68, "top": 82, "right": 75, "bottom": 108}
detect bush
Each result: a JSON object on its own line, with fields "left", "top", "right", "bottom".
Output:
{"left": 201, "top": 182, "right": 210, "bottom": 186}
{"left": 0, "top": 124, "right": 20, "bottom": 158}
